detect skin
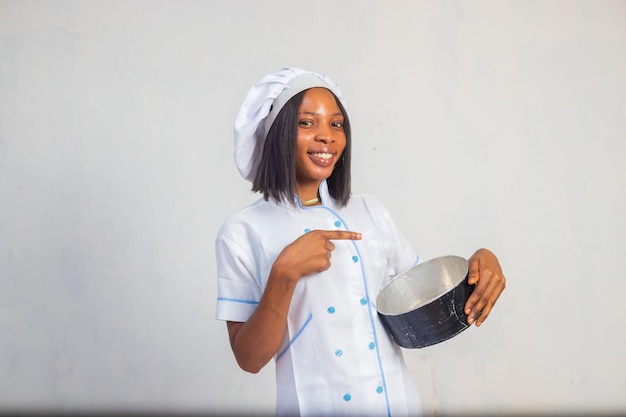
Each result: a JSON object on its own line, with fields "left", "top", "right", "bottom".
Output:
{"left": 227, "top": 88, "right": 506, "bottom": 373}
{"left": 465, "top": 248, "right": 506, "bottom": 327}
{"left": 293, "top": 87, "right": 347, "bottom": 202}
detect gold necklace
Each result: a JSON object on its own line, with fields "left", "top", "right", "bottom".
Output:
{"left": 301, "top": 197, "right": 320, "bottom": 206}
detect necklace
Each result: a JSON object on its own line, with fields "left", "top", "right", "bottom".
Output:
{"left": 301, "top": 197, "right": 320, "bottom": 206}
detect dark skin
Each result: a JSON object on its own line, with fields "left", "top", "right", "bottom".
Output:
{"left": 465, "top": 248, "right": 506, "bottom": 326}
{"left": 227, "top": 88, "right": 506, "bottom": 373}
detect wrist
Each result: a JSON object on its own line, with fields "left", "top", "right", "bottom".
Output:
{"left": 269, "top": 260, "right": 300, "bottom": 287}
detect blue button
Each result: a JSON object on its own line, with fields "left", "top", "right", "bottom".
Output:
{"left": 334, "top": 220, "right": 341, "bottom": 227}
{"left": 343, "top": 394, "right": 351, "bottom": 401}
{"left": 369, "top": 342, "right": 376, "bottom": 350}
{"left": 335, "top": 349, "right": 343, "bottom": 357}
{"left": 376, "top": 386, "right": 383, "bottom": 394}
{"left": 360, "top": 298, "right": 368, "bottom": 305}
{"left": 304, "top": 228, "right": 311, "bottom": 233}
{"left": 327, "top": 306, "right": 335, "bottom": 314}
{"left": 352, "top": 255, "right": 358, "bottom": 263}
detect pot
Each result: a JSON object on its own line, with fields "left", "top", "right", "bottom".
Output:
{"left": 376, "top": 255, "right": 474, "bottom": 349}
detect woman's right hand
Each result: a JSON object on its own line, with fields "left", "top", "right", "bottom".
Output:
{"left": 227, "top": 229, "right": 361, "bottom": 373}
{"left": 272, "top": 230, "right": 362, "bottom": 281}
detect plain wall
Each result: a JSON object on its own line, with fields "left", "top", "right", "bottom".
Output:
{"left": 1, "top": 0, "right": 625, "bottom": 415}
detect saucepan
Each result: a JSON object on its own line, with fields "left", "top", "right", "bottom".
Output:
{"left": 376, "top": 255, "right": 474, "bottom": 349}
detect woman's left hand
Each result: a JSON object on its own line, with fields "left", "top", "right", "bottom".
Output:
{"left": 464, "top": 248, "right": 506, "bottom": 327}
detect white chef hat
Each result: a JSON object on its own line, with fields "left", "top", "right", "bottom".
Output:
{"left": 233, "top": 67, "right": 346, "bottom": 182}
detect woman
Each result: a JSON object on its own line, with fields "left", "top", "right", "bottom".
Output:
{"left": 215, "top": 67, "right": 506, "bottom": 416}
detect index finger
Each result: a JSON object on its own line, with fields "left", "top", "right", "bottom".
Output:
{"left": 316, "top": 230, "right": 362, "bottom": 240}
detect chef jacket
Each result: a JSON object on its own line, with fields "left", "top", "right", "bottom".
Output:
{"left": 216, "top": 180, "right": 422, "bottom": 416}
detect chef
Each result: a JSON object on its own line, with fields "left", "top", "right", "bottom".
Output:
{"left": 215, "top": 67, "right": 506, "bottom": 416}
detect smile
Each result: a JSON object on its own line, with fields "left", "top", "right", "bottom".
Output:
{"left": 310, "top": 152, "right": 334, "bottom": 160}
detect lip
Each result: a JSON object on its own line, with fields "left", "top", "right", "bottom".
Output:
{"left": 307, "top": 150, "right": 337, "bottom": 167}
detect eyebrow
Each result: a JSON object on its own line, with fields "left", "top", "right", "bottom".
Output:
{"left": 299, "top": 111, "right": 344, "bottom": 117}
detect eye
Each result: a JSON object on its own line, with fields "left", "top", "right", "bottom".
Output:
{"left": 332, "top": 121, "right": 344, "bottom": 129}
{"left": 299, "top": 119, "right": 313, "bottom": 127}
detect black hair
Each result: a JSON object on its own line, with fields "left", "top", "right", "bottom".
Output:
{"left": 251, "top": 88, "right": 352, "bottom": 207}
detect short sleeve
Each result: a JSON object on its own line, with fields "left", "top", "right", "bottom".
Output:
{"left": 381, "top": 203, "right": 421, "bottom": 273}
{"left": 215, "top": 226, "right": 262, "bottom": 323}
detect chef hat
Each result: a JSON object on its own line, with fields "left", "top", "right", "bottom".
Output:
{"left": 234, "top": 67, "right": 346, "bottom": 182}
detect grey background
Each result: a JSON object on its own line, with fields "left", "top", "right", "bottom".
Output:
{"left": 1, "top": 0, "right": 625, "bottom": 415}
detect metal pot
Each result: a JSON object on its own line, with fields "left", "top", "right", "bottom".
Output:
{"left": 376, "top": 255, "right": 474, "bottom": 349}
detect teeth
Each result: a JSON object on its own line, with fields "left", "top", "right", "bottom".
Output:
{"left": 312, "top": 152, "right": 332, "bottom": 159}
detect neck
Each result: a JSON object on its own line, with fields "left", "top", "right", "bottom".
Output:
{"left": 296, "top": 181, "right": 322, "bottom": 206}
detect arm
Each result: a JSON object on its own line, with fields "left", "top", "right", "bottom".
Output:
{"left": 227, "top": 230, "right": 361, "bottom": 373}
{"left": 226, "top": 259, "right": 298, "bottom": 374}
{"left": 464, "top": 248, "right": 506, "bottom": 327}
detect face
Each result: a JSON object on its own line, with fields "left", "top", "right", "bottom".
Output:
{"left": 294, "top": 88, "right": 347, "bottom": 190}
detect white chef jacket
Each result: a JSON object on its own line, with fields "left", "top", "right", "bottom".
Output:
{"left": 215, "top": 180, "right": 422, "bottom": 417}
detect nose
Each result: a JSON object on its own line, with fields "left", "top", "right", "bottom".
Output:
{"left": 315, "top": 123, "right": 335, "bottom": 144}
